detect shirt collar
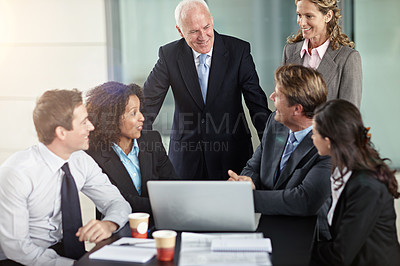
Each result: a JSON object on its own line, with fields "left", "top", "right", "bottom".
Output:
{"left": 132, "top": 139, "right": 139, "bottom": 156}
{"left": 38, "top": 142, "right": 68, "bottom": 174}
{"left": 331, "top": 167, "right": 352, "bottom": 189}
{"left": 290, "top": 125, "right": 313, "bottom": 144}
{"left": 112, "top": 139, "right": 139, "bottom": 158}
{"left": 193, "top": 48, "right": 213, "bottom": 60}
{"left": 300, "top": 38, "right": 330, "bottom": 59}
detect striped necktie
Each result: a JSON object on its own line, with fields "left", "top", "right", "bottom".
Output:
{"left": 198, "top": 53, "right": 209, "bottom": 103}
{"left": 280, "top": 132, "right": 297, "bottom": 172}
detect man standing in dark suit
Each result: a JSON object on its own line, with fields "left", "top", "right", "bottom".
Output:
{"left": 229, "top": 64, "right": 332, "bottom": 240}
{"left": 143, "top": 0, "right": 271, "bottom": 180}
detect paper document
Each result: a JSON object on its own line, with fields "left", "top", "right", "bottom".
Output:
{"left": 89, "top": 237, "right": 156, "bottom": 263}
{"left": 211, "top": 238, "right": 272, "bottom": 252}
{"left": 179, "top": 232, "right": 272, "bottom": 266}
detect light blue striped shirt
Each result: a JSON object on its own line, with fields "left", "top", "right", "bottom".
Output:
{"left": 276, "top": 125, "right": 313, "bottom": 179}
{"left": 289, "top": 125, "right": 313, "bottom": 150}
{"left": 112, "top": 140, "right": 141, "bottom": 195}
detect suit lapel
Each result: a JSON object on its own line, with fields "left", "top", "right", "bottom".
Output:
{"left": 317, "top": 45, "right": 340, "bottom": 88}
{"left": 274, "top": 131, "right": 314, "bottom": 189}
{"left": 101, "top": 149, "right": 139, "bottom": 197}
{"left": 138, "top": 137, "right": 152, "bottom": 197}
{"left": 265, "top": 123, "right": 288, "bottom": 189}
{"left": 206, "top": 32, "right": 229, "bottom": 106}
{"left": 177, "top": 41, "right": 205, "bottom": 110}
{"left": 290, "top": 42, "right": 304, "bottom": 65}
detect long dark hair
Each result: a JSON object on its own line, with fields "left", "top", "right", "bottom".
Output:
{"left": 314, "top": 99, "right": 399, "bottom": 198}
{"left": 86, "top": 81, "right": 144, "bottom": 151}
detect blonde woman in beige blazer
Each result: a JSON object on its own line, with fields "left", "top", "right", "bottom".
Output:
{"left": 282, "top": 0, "right": 362, "bottom": 108}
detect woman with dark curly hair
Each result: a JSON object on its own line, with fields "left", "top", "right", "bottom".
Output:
{"left": 85, "top": 81, "right": 176, "bottom": 222}
{"left": 282, "top": 0, "right": 362, "bottom": 108}
{"left": 311, "top": 99, "right": 400, "bottom": 265}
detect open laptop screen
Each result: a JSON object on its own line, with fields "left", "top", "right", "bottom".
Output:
{"left": 147, "top": 181, "right": 256, "bottom": 231}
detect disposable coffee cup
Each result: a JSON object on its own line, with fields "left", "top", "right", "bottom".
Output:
{"left": 152, "top": 230, "right": 177, "bottom": 261}
{"left": 128, "top": 213, "right": 150, "bottom": 238}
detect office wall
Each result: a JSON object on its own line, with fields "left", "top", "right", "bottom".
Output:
{"left": 0, "top": 0, "right": 108, "bottom": 164}
{"left": 355, "top": 0, "right": 400, "bottom": 169}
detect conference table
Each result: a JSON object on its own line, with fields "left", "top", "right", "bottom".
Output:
{"left": 75, "top": 215, "right": 317, "bottom": 266}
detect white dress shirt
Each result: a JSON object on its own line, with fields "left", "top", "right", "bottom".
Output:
{"left": 0, "top": 143, "right": 131, "bottom": 266}
{"left": 327, "top": 167, "right": 352, "bottom": 225}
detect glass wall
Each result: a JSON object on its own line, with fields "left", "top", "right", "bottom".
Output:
{"left": 208, "top": 0, "right": 297, "bottom": 96}
{"left": 355, "top": 0, "right": 400, "bottom": 168}
{"left": 117, "top": 0, "right": 181, "bottom": 147}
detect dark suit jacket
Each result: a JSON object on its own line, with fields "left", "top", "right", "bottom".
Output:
{"left": 241, "top": 113, "right": 332, "bottom": 240}
{"left": 282, "top": 41, "right": 362, "bottom": 108}
{"left": 312, "top": 170, "right": 400, "bottom": 266}
{"left": 143, "top": 31, "right": 271, "bottom": 180}
{"left": 86, "top": 130, "right": 177, "bottom": 218}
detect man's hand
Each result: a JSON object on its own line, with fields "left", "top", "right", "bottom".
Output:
{"left": 227, "top": 170, "right": 255, "bottom": 190}
{"left": 76, "top": 220, "right": 118, "bottom": 244}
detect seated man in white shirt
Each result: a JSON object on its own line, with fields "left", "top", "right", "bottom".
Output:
{"left": 0, "top": 89, "right": 131, "bottom": 266}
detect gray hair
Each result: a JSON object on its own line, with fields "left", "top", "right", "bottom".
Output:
{"left": 175, "top": 0, "right": 210, "bottom": 29}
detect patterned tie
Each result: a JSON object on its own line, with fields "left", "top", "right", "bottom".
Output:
{"left": 279, "top": 132, "right": 297, "bottom": 173}
{"left": 198, "top": 53, "right": 209, "bottom": 103}
{"left": 61, "top": 163, "right": 86, "bottom": 260}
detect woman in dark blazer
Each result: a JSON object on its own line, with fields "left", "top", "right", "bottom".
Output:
{"left": 85, "top": 81, "right": 176, "bottom": 220}
{"left": 283, "top": 0, "right": 362, "bottom": 108}
{"left": 311, "top": 99, "right": 400, "bottom": 266}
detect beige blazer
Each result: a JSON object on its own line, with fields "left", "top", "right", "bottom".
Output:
{"left": 282, "top": 41, "right": 362, "bottom": 108}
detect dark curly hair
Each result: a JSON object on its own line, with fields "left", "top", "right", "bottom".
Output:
{"left": 287, "top": 0, "right": 354, "bottom": 50}
{"left": 314, "top": 99, "right": 399, "bottom": 198}
{"left": 86, "top": 81, "right": 144, "bottom": 151}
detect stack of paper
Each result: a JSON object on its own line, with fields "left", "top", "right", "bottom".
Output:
{"left": 179, "top": 232, "right": 272, "bottom": 266}
{"left": 211, "top": 238, "right": 272, "bottom": 252}
{"left": 89, "top": 237, "right": 156, "bottom": 263}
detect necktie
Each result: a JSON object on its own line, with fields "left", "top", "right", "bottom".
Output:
{"left": 279, "top": 132, "right": 297, "bottom": 173}
{"left": 61, "top": 163, "right": 85, "bottom": 260}
{"left": 198, "top": 53, "right": 209, "bottom": 103}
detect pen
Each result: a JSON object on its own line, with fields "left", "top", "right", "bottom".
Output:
{"left": 115, "top": 241, "right": 155, "bottom": 247}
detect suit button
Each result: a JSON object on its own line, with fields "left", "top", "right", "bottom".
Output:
{"left": 201, "top": 118, "right": 205, "bottom": 124}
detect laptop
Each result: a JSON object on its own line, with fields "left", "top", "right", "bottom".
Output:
{"left": 147, "top": 180, "right": 257, "bottom": 231}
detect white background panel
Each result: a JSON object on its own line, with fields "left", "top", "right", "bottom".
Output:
{"left": 0, "top": 45, "right": 107, "bottom": 97}
{"left": 0, "top": 0, "right": 105, "bottom": 43}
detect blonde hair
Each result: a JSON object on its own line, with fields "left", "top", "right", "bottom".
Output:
{"left": 274, "top": 64, "right": 327, "bottom": 118}
{"left": 287, "top": 0, "right": 354, "bottom": 50}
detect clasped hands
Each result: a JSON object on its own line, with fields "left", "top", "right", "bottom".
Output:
{"left": 228, "top": 170, "right": 255, "bottom": 190}
{"left": 76, "top": 220, "right": 118, "bottom": 244}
